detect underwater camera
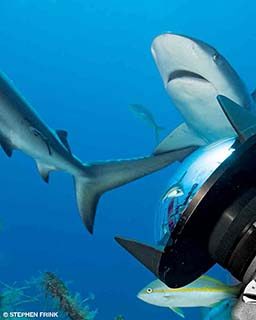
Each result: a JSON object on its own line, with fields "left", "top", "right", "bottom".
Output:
{"left": 115, "top": 95, "right": 256, "bottom": 293}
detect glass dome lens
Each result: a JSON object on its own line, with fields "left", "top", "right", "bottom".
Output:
{"left": 155, "top": 138, "right": 236, "bottom": 245}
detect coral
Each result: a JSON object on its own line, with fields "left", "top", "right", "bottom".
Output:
{"left": 0, "top": 273, "right": 123, "bottom": 320}
{"left": 43, "top": 272, "right": 96, "bottom": 320}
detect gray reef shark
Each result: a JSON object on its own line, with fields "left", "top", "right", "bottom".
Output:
{"left": 0, "top": 72, "right": 195, "bottom": 234}
{"left": 151, "top": 33, "right": 256, "bottom": 155}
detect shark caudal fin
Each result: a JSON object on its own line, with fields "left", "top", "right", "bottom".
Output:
{"left": 74, "top": 147, "right": 196, "bottom": 234}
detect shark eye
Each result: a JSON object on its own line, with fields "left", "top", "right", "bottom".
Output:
{"left": 213, "top": 53, "right": 219, "bottom": 62}
{"left": 146, "top": 288, "right": 153, "bottom": 294}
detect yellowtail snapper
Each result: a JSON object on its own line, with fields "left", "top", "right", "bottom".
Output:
{"left": 137, "top": 275, "right": 241, "bottom": 318}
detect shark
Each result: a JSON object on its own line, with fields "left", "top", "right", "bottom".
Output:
{"left": 151, "top": 33, "right": 256, "bottom": 155}
{"left": 0, "top": 72, "right": 196, "bottom": 234}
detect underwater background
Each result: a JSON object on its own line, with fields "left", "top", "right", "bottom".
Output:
{"left": 0, "top": 0, "right": 256, "bottom": 319}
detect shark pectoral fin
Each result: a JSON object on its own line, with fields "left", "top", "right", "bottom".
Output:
{"left": 0, "top": 139, "right": 13, "bottom": 157}
{"left": 56, "top": 130, "right": 71, "bottom": 153}
{"left": 217, "top": 95, "right": 256, "bottom": 142}
{"left": 154, "top": 123, "right": 205, "bottom": 155}
{"left": 169, "top": 307, "right": 185, "bottom": 318}
{"left": 75, "top": 147, "right": 196, "bottom": 233}
{"left": 36, "top": 161, "right": 56, "bottom": 183}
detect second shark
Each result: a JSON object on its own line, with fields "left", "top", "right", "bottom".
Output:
{"left": 0, "top": 73, "right": 194, "bottom": 233}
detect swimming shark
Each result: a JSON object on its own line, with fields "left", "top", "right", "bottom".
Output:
{"left": 0, "top": 72, "right": 196, "bottom": 234}
{"left": 151, "top": 33, "right": 256, "bottom": 154}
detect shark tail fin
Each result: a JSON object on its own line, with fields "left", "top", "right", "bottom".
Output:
{"left": 74, "top": 147, "right": 196, "bottom": 234}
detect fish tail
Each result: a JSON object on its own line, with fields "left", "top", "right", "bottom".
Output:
{"left": 73, "top": 147, "right": 195, "bottom": 234}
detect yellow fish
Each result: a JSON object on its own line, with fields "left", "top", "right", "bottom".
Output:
{"left": 137, "top": 275, "right": 241, "bottom": 318}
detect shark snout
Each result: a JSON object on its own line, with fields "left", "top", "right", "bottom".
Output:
{"left": 152, "top": 33, "right": 195, "bottom": 83}
{"left": 151, "top": 33, "right": 210, "bottom": 88}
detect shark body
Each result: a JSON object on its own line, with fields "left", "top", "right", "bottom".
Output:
{"left": 0, "top": 72, "right": 194, "bottom": 233}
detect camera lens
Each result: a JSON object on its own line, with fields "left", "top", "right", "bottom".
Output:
{"left": 209, "top": 188, "right": 256, "bottom": 280}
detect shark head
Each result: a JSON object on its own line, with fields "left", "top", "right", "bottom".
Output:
{"left": 151, "top": 33, "right": 252, "bottom": 110}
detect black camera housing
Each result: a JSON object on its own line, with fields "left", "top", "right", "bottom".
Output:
{"left": 116, "top": 96, "right": 256, "bottom": 289}
{"left": 158, "top": 135, "right": 256, "bottom": 287}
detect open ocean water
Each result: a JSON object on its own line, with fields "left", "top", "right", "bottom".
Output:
{"left": 0, "top": 0, "right": 255, "bottom": 319}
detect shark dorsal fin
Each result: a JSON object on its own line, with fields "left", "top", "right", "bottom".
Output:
{"left": 56, "top": 130, "right": 71, "bottom": 153}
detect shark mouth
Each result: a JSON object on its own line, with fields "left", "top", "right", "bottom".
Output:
{"left": 167, "top": 70, "right": 209, "bottom": 84}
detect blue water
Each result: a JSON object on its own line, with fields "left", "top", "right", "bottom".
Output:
{"left": 0, "top": 0, "right": 255, "bottom": 319}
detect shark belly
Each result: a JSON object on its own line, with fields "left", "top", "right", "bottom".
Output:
{"left": 167, "top": 76, "right": 236, "bottom": 142}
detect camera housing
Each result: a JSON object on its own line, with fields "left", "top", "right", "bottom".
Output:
{"left": 160, "top": 133, "right": 256, "bottom": 287}
{"left": 116, "top": 95, "right": 256, "bottom": 288}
